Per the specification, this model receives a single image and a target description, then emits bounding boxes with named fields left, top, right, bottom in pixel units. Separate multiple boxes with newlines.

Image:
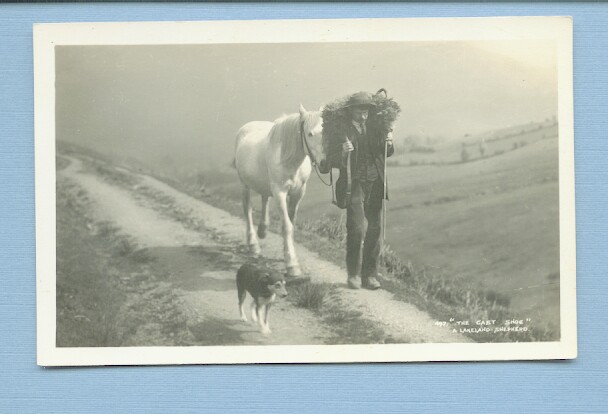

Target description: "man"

left=328, top=91, right=394, bottom=290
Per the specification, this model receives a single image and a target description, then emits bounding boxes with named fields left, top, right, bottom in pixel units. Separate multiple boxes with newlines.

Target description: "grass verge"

left=288, top=282, right=388, bottom=344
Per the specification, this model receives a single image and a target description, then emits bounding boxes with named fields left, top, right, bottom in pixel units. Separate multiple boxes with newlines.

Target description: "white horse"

left=234, top=105, right=327, bottom=277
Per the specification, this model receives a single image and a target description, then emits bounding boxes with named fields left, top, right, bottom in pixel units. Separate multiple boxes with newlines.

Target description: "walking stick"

left=383, top=138, right=388, bottom=243
left=375, top=87, right=390, bottom=244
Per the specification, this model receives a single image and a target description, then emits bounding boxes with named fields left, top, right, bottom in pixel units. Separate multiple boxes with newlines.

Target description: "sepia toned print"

left=35, top=17, right=576, bottom=366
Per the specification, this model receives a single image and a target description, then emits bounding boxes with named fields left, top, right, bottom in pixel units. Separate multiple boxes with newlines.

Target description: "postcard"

left=35, top=16, right=576, bottom=366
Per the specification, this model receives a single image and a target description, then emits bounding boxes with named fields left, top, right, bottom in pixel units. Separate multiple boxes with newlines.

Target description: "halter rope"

left=300, top=120, right=333, bottom=187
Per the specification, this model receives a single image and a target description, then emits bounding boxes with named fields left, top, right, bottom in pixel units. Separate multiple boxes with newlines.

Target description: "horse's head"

left=299, top=104, right=328, bottom=173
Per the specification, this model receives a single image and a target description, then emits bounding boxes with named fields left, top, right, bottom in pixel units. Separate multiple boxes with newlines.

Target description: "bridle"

left=300, top=120, right=333, bottom=187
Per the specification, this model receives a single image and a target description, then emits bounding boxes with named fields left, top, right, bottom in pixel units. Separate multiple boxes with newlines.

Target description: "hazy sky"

left=56, top=41, right=557, bottom=168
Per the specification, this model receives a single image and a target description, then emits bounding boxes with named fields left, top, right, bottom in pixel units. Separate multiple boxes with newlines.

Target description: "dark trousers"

left=346, top=179, right=384, bottom=280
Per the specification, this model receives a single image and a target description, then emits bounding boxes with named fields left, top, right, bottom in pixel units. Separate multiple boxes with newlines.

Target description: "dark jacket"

left=327, top=123, right=394, bottom=203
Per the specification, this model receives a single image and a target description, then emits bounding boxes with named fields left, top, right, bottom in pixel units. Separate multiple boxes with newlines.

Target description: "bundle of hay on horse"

left=234, top=105, right=327, bottom=277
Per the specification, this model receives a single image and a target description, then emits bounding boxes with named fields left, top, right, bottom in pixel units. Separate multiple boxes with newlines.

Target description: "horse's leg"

left=288, top=184, right=306, bottom=224
left=274, top=189, right=301, bottom=276
left=257, top=195, right=270, bottom=239
left=242, top=186, right=260, bottom=255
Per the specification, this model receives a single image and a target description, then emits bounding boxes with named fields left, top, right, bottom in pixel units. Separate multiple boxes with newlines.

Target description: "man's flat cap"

left=343, top=91, right=376, bottom=109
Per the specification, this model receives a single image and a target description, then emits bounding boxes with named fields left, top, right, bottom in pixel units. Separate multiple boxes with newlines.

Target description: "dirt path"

left=61, top=157, right=329, bottom=345
left=61, top=156, right=468, bottom=344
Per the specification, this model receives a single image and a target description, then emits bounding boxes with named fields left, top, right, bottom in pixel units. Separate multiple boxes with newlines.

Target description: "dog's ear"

left=261, top=272, right=272, bottom=283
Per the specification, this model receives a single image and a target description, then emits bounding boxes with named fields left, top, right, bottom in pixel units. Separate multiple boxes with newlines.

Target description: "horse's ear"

left=299, top=104, right=307, bottom=117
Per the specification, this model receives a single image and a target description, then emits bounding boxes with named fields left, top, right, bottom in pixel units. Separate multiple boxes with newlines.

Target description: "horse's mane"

left=268, top=111, right=320, bottom=167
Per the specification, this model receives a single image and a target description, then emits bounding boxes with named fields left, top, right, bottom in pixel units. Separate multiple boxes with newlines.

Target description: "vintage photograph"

left=35, top=17, right=576, bottom=365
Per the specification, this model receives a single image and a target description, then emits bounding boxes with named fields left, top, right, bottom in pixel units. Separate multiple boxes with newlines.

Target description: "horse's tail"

left=232, top=128, right=244, bottom=170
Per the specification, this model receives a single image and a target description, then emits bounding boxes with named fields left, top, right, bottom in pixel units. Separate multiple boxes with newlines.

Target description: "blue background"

left=1, top=3, right=606, bottom=413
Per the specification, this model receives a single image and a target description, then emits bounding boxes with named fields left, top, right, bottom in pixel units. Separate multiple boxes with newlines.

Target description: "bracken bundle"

left=322, top=90, right=402, bottom=147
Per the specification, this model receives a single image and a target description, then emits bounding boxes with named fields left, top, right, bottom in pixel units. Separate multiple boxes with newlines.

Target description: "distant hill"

left=56, top=41, right=557, bottom=174
left=391, top=120, right=558, bottom=166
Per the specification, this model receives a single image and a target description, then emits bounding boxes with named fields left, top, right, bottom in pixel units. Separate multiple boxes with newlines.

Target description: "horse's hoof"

left=286, top=266, right=302, bottom=277
left=249, top=244, right=261, bottom=256
left=257, top=225, right=267, bottom=239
